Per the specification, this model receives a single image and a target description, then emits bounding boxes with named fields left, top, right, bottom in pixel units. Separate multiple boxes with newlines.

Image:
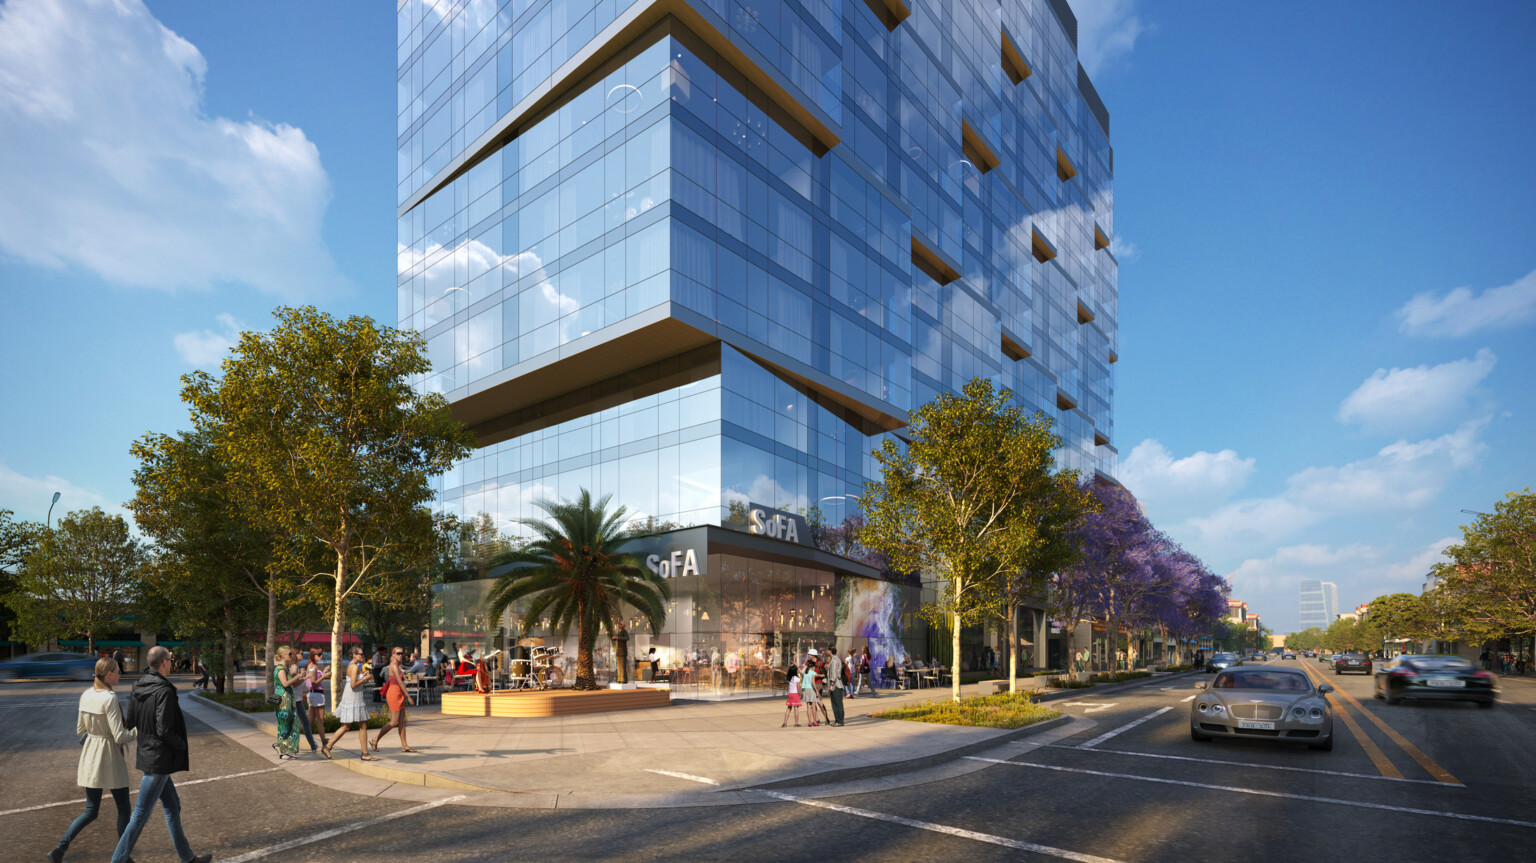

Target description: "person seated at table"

left=404, top=651, right=427, bottom=675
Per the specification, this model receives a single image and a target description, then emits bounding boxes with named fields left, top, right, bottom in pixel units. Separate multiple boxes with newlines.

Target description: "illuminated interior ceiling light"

left=606, top=83, right=642, bottom=114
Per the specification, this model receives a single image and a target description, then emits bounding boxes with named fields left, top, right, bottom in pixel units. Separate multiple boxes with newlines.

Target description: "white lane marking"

left=1160, top=687, right=1175, bottom=690
left=0, top=766, right=292, bottom=817
left=661, top=769, right=1123, bottom=861
left=1181, top=695, right=1196, bottom=703
left=645, top=768, right=720, bottom=786
left=1079, top=707, right=1172, bottom=749
left=1044, top=746, right=1460, bottom=787
left=757, top=790, right=1124, bottom=862
left=218, top=794, right=466, bottom=862
left=1062, top=702, right=1117, bottom=713
left=965, top=759, right=1536, bottom=828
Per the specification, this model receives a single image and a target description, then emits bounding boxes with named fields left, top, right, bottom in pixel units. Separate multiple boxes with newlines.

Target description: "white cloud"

left=1336, top=350, right=1497, bottom=434
left=1108, top=235, right=1138, bottom=261
left=1287, top=419, right=1488, bottom=510
left=0, top=462, right=119, bottom=523
left=1166, top=420, right=1488, bottom=567
left=1121, top=439, right=1254, bottom=520
left=0, top=0, right=345, bottom=299
left=1223, top=537, right=1456, bottom=632
left=173, top=313, right=241, bottom=366
left=1395, top=268, right=1536, bottom=337
left=1073, top=0, right=1145, bottom=77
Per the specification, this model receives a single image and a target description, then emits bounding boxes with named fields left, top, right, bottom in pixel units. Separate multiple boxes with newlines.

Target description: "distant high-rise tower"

left=1299, top=580, right=1338, bottom=629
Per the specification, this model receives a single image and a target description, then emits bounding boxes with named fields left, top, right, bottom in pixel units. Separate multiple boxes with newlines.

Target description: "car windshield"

left=1213, top=654, right=1237, bottom=662
left=1409, top=656, right=1473, bottom=671
left=1214, top=670, right=1311, bottom=691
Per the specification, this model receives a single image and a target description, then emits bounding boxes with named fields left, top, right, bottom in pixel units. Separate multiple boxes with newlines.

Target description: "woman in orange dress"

left=370, top=646, right=417, bottom=754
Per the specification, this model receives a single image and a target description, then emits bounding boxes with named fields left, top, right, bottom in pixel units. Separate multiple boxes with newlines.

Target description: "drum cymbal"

left=517, top=637, right=545, bottom=647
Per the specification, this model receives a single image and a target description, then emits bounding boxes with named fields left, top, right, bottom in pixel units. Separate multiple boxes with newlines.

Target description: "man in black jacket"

left=111, top=645, right=211, bottom=863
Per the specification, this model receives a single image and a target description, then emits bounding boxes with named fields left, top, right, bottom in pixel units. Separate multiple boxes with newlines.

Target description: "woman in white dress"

left=49, top=657, right=137, bottom=862
left=323, top=646, right=375, bottom=761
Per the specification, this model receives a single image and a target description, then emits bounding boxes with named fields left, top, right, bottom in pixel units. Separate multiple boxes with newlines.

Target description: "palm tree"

left=486, top=489, right=670, bottom=690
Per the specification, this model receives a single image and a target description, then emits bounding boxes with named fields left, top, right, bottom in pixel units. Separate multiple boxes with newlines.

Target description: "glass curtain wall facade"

left=399, top=0, right=1116, bottom=693
left=1299, top=580, right=1338, bottom=631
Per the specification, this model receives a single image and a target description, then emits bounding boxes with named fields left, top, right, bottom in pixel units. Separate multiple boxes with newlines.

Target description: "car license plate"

left=1427, top=679, right=1465, bottom=688
left=1238, top=720, right=1275, bottom=730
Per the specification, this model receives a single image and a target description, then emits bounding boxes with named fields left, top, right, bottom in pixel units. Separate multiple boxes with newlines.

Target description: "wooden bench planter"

left=441, top=687, right=670, bottom=717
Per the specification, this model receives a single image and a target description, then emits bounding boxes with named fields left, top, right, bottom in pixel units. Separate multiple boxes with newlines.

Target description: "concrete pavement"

left=183, top=673, right=1197, bottom=808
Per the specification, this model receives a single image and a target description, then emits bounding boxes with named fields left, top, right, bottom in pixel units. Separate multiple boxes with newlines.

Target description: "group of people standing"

left=49, top=645, right=211, bottom=863
left=781, top=646, right=876, bottom=728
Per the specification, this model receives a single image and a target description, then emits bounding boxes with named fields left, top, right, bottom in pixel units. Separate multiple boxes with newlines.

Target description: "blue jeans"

left=296, top=698, right=319, bottom=749
left=58, top=786, right=130, bottom=847
left=111, top=773, right=194, bottom=863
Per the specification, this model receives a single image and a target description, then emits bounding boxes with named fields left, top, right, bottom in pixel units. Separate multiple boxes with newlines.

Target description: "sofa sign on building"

left=746, top=503, right=810, bottom=546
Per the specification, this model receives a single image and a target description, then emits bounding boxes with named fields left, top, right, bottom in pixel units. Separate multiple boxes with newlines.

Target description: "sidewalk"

left=183, top=671, right=1197, bottom=808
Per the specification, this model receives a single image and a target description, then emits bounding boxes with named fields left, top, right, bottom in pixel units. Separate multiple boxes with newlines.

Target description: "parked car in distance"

left=1206, top=652, right=1241, bottom=673
left=1374, top=655, right=1496, bottom=708
left=0, top=651, right=97, bottom=681
left=1191, top=667, right=1334, bottom=751
left=1248, top=653, right=1266, bottom=662
left=1319, top=653, right=1338, bottom=664
left=1282, top=652, right=1297, bottom=660
left=1335, top=653, right=1372, bottom=675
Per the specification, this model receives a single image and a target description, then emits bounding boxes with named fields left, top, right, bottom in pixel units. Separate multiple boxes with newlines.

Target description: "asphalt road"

left=3, top=662, right=1534, bottom=862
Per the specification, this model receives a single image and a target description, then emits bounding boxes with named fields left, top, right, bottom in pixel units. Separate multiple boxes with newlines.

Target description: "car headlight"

left=1310, top=708, right=1322, bottom=718
left=1210, top=704, right=1224, bottom=714
left=1292, top=708, right=1306, bottom=718
left=1198, top=703, right=1208, bottom=713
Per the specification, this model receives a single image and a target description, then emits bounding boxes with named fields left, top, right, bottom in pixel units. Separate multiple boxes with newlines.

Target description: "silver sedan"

left=1191, top=667, right=1335, bottom=751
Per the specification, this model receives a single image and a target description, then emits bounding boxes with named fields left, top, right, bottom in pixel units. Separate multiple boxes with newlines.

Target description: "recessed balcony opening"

left=1094, top=432, right=1110, bottom=447
left=1094, top=224, right=1111, bottom=250
left=1056, top=147, right=1077, bottom=182
left=1056, top=391, right=1077, bottom=411
left=1109, top=350, right=1119, bottom=364
left=911, top=235, right=960, bottom=286
left=1031, top=229, right=1057, bottom=263
left=862, top=0, right=911, bottom=31
left=1001, top=332, right=1030, bottom=361
left=1077, top=302, right=1095, bottom=325
left=961, top=120, right=1001, bottom=174
left=1001, top=29, right=1032, bottom=85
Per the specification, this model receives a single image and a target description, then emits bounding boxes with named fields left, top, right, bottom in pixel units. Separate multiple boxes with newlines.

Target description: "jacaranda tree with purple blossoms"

left=1070, top=480, right=1160, bottom=672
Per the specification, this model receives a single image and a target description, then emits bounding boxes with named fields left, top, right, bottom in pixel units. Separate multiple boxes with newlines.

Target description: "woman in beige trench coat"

left=48, top=657, right=137, bottom=863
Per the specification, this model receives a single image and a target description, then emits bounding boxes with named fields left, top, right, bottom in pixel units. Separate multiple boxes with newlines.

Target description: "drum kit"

left=510, top=637, right=565, bottom=690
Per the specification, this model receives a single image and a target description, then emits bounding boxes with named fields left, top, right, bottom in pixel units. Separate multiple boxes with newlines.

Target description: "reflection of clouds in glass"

left=724, top=476, right=806, bottom=514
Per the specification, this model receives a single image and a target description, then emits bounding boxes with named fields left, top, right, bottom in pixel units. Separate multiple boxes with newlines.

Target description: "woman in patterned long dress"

left=272, top=646, right=303, bottom=759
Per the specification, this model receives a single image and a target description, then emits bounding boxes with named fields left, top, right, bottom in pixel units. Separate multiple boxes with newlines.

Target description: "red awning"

left=275, top=632, right=362, bottom=645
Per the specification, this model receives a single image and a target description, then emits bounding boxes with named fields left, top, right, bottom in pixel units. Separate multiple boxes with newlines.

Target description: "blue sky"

left=2, top=1, right=1532, bottom=632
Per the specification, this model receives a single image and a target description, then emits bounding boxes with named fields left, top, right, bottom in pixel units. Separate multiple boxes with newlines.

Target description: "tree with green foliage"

left=486, top=490, right=670, bottom=690
left=1435, top=489, right=1536, bottom=640
left=1286, top=627, right=1325, bottom=652
left=998, top=471, right=1092, bottom=689
left=860, top=378, right=1066, bottom=702
left=180, top=306, right=475, bottom=708
left=1324, top=616, right=1365, bottom=653
left=4, top=508, right=148, bottom=652
left=130, top=429, right=297, bottom=695
left=1362, top=592, right=1423, bottom=653
left=0, top=509, right=45, bottom=653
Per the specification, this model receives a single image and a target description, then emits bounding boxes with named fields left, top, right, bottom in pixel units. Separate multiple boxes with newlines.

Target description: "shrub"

left=323, top=709, right=390, bottom=732
left=872, top=691, right=1061, bottom=729
left=1049, top=678, right=1095, bottom=689
left=196, top=690, right=270, bottom=713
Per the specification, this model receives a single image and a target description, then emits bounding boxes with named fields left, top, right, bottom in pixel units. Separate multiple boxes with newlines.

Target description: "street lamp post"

left=46, top=491, right=60, bottom=528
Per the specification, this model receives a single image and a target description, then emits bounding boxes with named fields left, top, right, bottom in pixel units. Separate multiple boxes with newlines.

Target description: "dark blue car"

left=0, top=651, right=97, bottom=681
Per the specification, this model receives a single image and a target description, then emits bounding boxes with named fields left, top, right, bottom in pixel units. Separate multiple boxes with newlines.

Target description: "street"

left=4, top=662, right=1535, bottom=862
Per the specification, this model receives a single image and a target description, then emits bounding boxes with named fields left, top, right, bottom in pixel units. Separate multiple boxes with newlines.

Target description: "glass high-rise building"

left=399, top=0, right=1116, bottom=695
left=1299, top=580, right=1338, bottom=630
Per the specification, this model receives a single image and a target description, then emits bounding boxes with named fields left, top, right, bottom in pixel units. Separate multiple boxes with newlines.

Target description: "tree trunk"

left=263, top=589, right=277, bottom=699
left=1008, top=603, right=1019, bottom=693
left=951, top=577, right=962, bottom=703
left=221, top=603, right=237, bottom=697
left=331, top=553, right=347, bottom=714
left=575, top=597, right=596, bottom=690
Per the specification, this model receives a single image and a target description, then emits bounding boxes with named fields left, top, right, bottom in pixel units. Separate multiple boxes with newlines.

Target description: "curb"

left=1035, top=668, right=1202, bottom=703
left=185, top=692, right=511, bottom=794
left=745, top=713, right=1071, bottom=791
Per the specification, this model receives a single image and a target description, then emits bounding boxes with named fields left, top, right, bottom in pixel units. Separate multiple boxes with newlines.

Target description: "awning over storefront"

left=60, top=640, right=145, bottom=647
